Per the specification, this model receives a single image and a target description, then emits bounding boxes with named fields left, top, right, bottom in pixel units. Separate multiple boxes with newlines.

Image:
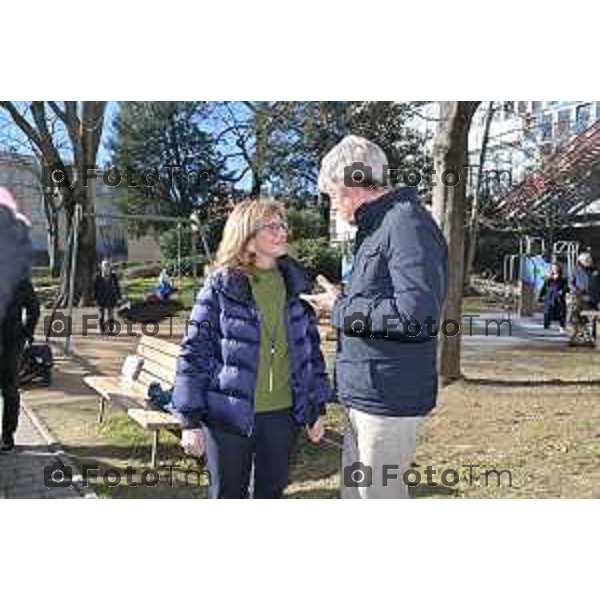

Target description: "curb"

left=21, top=400, right=98, bottom=499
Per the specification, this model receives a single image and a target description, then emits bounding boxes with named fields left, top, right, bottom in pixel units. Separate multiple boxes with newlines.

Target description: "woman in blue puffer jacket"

left=171, top=199, right=333, bottom=499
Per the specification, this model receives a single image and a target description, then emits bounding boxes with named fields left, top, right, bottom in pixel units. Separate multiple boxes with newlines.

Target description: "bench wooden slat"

left=138, top=335, right=181, bottom=358
left=137, top=344, right=178, bottom=372
left=83, top=375, right=131, bottom=399
left=128, top=408, right=181, bottom=430
left=137, top=369, right=175, bottom=391
left=139, top=359, right=177, bottom=386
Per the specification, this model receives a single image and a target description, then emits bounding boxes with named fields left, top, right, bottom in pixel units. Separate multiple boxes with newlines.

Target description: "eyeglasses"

left=258, top=221, right=289, bottom=234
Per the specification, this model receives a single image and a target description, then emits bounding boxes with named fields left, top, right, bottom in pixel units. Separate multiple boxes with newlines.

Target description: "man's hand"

left=306, top=418, right=325, bottom=443
left=299, top=275, right=341, bottom=314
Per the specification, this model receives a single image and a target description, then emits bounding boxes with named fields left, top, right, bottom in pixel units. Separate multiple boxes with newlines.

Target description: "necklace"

left=266, top=295, right=285, bottom=393
left=254, top=269, right=285, bottom=393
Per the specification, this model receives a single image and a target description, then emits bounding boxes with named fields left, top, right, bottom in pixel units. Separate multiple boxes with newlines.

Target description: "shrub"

left=289, top=237, right=342, bottom=284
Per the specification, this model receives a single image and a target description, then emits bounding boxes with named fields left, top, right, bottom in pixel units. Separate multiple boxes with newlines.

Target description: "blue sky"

left=1, top=101, right=254, bottom=191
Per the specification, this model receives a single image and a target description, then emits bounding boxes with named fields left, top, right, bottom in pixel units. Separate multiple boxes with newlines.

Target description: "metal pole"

left=192, top=230, right=197, bottom=281
left=65, top=204, right=82, bottom=356
left=177, top=222, right=181, bottom=284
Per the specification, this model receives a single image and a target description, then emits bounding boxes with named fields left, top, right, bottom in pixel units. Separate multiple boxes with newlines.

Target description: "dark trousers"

left=1, top=337, right=25, bottom=441
left=544, top=310, right=566, bottom=329
left=97, top=307, right=115, bottom=334
left=204, top=409, right=299, bottom=499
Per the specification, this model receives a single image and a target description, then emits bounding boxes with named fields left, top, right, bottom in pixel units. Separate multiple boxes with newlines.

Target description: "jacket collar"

left=354, top=186, right=417, bottom=234
left=210, top=256, right=311, bottom=304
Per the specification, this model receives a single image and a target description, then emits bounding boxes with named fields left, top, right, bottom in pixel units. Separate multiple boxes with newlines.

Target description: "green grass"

left=122, top=276, right=200, bottom=311
left=32, top=274, right=202, bottom=312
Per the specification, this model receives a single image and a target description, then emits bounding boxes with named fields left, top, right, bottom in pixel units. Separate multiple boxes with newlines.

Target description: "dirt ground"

left=23, top=308, right=600, bottom=498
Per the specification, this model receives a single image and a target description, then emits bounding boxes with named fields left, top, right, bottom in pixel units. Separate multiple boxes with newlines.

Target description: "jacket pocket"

left=369, top=359, right=436, bottom=403
left=356, top=244, right=389, bottom=290
left=335, top=359, right=375, bottom=399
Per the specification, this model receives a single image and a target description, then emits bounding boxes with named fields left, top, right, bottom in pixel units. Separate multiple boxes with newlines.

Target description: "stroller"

left=19, top=340, right=53, bottom=387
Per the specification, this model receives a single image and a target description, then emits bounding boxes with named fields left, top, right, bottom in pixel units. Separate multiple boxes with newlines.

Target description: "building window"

left=575, top=103, right=592, bottom=133
left=503, top=101, right=515, bottom=117
left=555, top=109, right=571, bottom=139
left=532, top=101, right=543, bottom=114
left=540, top=142, right=553, bottom=157
left=523, top=115, right=537, bottom=141
left=540, top=113, right=553, bottom=141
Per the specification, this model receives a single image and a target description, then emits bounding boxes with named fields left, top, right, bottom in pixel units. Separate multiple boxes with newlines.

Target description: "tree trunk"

left=0, top=101, right=106, bottom=306
left=432, top=101, right=480, bottom=385
left=43, top=190, right=61, bottom=277
left=464, top=102, right=496, bottom=290
left=56, top=186, right=97, bottom=307
left=48, top=213, right=60, bottom=278
left=251, top=174, right=262, bottom=197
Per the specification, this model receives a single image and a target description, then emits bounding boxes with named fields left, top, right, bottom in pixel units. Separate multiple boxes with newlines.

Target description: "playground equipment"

left=502, top=253, right=520, bottom=317
left=503, top=236, right=551, bottom=318
left=551, top=240, right=580, bottom=281
left=503, top=236, right=583, bottom=320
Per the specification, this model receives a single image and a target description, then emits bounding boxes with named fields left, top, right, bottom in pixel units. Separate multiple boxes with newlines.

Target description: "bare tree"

left=0, top=101, right=107, bottom=305
left=464, top=101, right=498, bottom=289
left=432, top=101, right=480, bottom=384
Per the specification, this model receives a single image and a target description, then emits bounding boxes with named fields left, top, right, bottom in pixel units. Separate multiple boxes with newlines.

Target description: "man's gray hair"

left=318, top=134, right=389, bottom=192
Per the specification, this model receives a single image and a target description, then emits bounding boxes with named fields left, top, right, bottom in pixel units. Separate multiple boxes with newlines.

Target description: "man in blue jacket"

left=303, top=135, right=448, bottom=499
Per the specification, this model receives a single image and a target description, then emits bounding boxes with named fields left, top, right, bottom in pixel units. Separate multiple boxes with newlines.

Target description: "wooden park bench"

left=84, top=335, right=182, bottom=467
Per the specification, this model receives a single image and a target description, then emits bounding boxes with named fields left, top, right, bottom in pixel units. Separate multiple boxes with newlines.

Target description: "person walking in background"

left=569, top=252, right=598, bottom=343
left=93, top=259, right=121, bottom=334
left=539, top=262, right=569, bottom=333
left=172, top=199, right=332, bottom=499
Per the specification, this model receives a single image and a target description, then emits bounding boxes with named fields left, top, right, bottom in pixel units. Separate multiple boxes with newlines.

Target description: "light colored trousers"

left=341, top=407, right=422, bottom=499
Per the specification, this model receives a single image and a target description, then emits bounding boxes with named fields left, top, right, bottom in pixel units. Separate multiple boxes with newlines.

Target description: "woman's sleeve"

left=306, top=308, right=333, bottom=424
left=171, top=280, right=220, bottom=428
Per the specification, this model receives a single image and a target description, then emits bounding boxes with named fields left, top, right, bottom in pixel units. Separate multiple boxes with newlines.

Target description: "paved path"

left=0, top=404, right=87, bottom=499
left=461, top=312, right=570, bottom=353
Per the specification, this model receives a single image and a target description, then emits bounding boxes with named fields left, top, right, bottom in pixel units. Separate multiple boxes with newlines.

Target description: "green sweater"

left=250, top=267, right=293, bottom=413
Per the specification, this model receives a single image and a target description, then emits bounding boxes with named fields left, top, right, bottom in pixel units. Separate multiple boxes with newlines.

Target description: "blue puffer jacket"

left=171, top=256, right=332, bottom=436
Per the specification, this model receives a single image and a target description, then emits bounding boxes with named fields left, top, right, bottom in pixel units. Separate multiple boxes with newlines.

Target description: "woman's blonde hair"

left=210, top=199, right=286, bottom=274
